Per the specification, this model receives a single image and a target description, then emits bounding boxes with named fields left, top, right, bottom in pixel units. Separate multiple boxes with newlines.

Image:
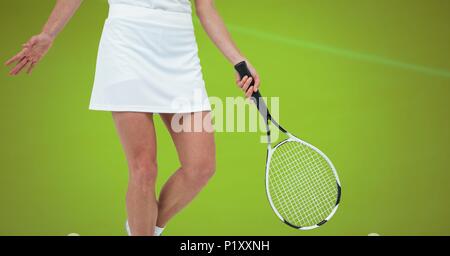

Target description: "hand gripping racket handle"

left=234, top=61, right=271, bottom=121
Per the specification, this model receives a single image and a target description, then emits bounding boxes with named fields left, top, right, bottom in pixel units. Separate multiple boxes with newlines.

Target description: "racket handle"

left=234, top=61, right=256, bottom=88
left=234, top=61, right=270, bottom=120
left=234, top=61, right=260, bottom=99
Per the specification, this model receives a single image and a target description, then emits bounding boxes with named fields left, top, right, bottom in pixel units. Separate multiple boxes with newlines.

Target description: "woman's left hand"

left=235, top=61, right=260, bottom=98
left=5, top=33, right=54, bottom=75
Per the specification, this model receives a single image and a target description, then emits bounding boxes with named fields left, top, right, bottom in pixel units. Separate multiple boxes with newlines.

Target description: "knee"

left=128, top=154, right=158, bottom=187
left=182, top=158, right=216, bottom=186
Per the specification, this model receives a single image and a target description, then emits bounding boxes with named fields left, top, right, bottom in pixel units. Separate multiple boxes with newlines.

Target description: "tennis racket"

left=235, top=61, right=342, bottom=230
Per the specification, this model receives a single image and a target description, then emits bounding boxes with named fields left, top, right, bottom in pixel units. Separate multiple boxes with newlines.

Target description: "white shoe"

left=125, top=220, right=131, bottom=236
left=125, top=220, right=164, bottom=236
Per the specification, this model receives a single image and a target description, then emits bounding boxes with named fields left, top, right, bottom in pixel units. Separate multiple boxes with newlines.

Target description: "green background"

left=1, top=0, right=449, bottom=236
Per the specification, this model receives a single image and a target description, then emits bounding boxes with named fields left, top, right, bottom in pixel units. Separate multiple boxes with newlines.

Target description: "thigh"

left=160, top=112, right=215, bottom=168
left=112, top=112, right=157, bottom=168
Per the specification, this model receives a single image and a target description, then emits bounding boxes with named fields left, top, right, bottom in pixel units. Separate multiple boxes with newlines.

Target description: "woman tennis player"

left=5, top=0, right=260, bottom=236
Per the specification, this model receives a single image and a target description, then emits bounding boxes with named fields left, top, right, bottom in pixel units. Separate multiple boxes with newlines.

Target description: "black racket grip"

left=234, top=61, right=261, bottom=101
left=234, top=61, right=255, bottom=87
left=234, top=61, right=269, bottom=119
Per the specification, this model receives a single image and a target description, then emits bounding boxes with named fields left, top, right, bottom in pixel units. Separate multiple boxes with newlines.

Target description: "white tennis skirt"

left=89, top=4, right=211, bottom=113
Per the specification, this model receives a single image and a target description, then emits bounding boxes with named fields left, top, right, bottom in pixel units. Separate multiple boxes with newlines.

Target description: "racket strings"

left=268, top=141, right=338, bottom=227
left=278, top=148, right=335, bottom=225
left=271, top=150, right=334, bottom=225
left=279, top=151, right=335, bottom=225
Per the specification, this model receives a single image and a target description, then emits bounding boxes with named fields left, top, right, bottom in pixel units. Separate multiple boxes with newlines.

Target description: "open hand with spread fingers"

left=5, top=33, right=54, bottom=75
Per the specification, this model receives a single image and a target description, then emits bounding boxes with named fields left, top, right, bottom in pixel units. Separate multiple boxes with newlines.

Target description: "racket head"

left=265, top=137, right=341, bottom=230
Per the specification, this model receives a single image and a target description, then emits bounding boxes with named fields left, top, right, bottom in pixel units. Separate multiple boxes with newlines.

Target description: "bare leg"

left=112, top=112, right=158, bottom=236
left=156, top=111, right=216, bottom=227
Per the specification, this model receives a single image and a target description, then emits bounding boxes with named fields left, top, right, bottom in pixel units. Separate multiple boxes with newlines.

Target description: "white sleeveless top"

left=108, top=0, right=192, bottom=13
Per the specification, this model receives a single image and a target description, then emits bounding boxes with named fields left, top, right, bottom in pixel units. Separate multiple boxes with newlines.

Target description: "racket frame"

left=264, top=133, right=342, bottom=230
